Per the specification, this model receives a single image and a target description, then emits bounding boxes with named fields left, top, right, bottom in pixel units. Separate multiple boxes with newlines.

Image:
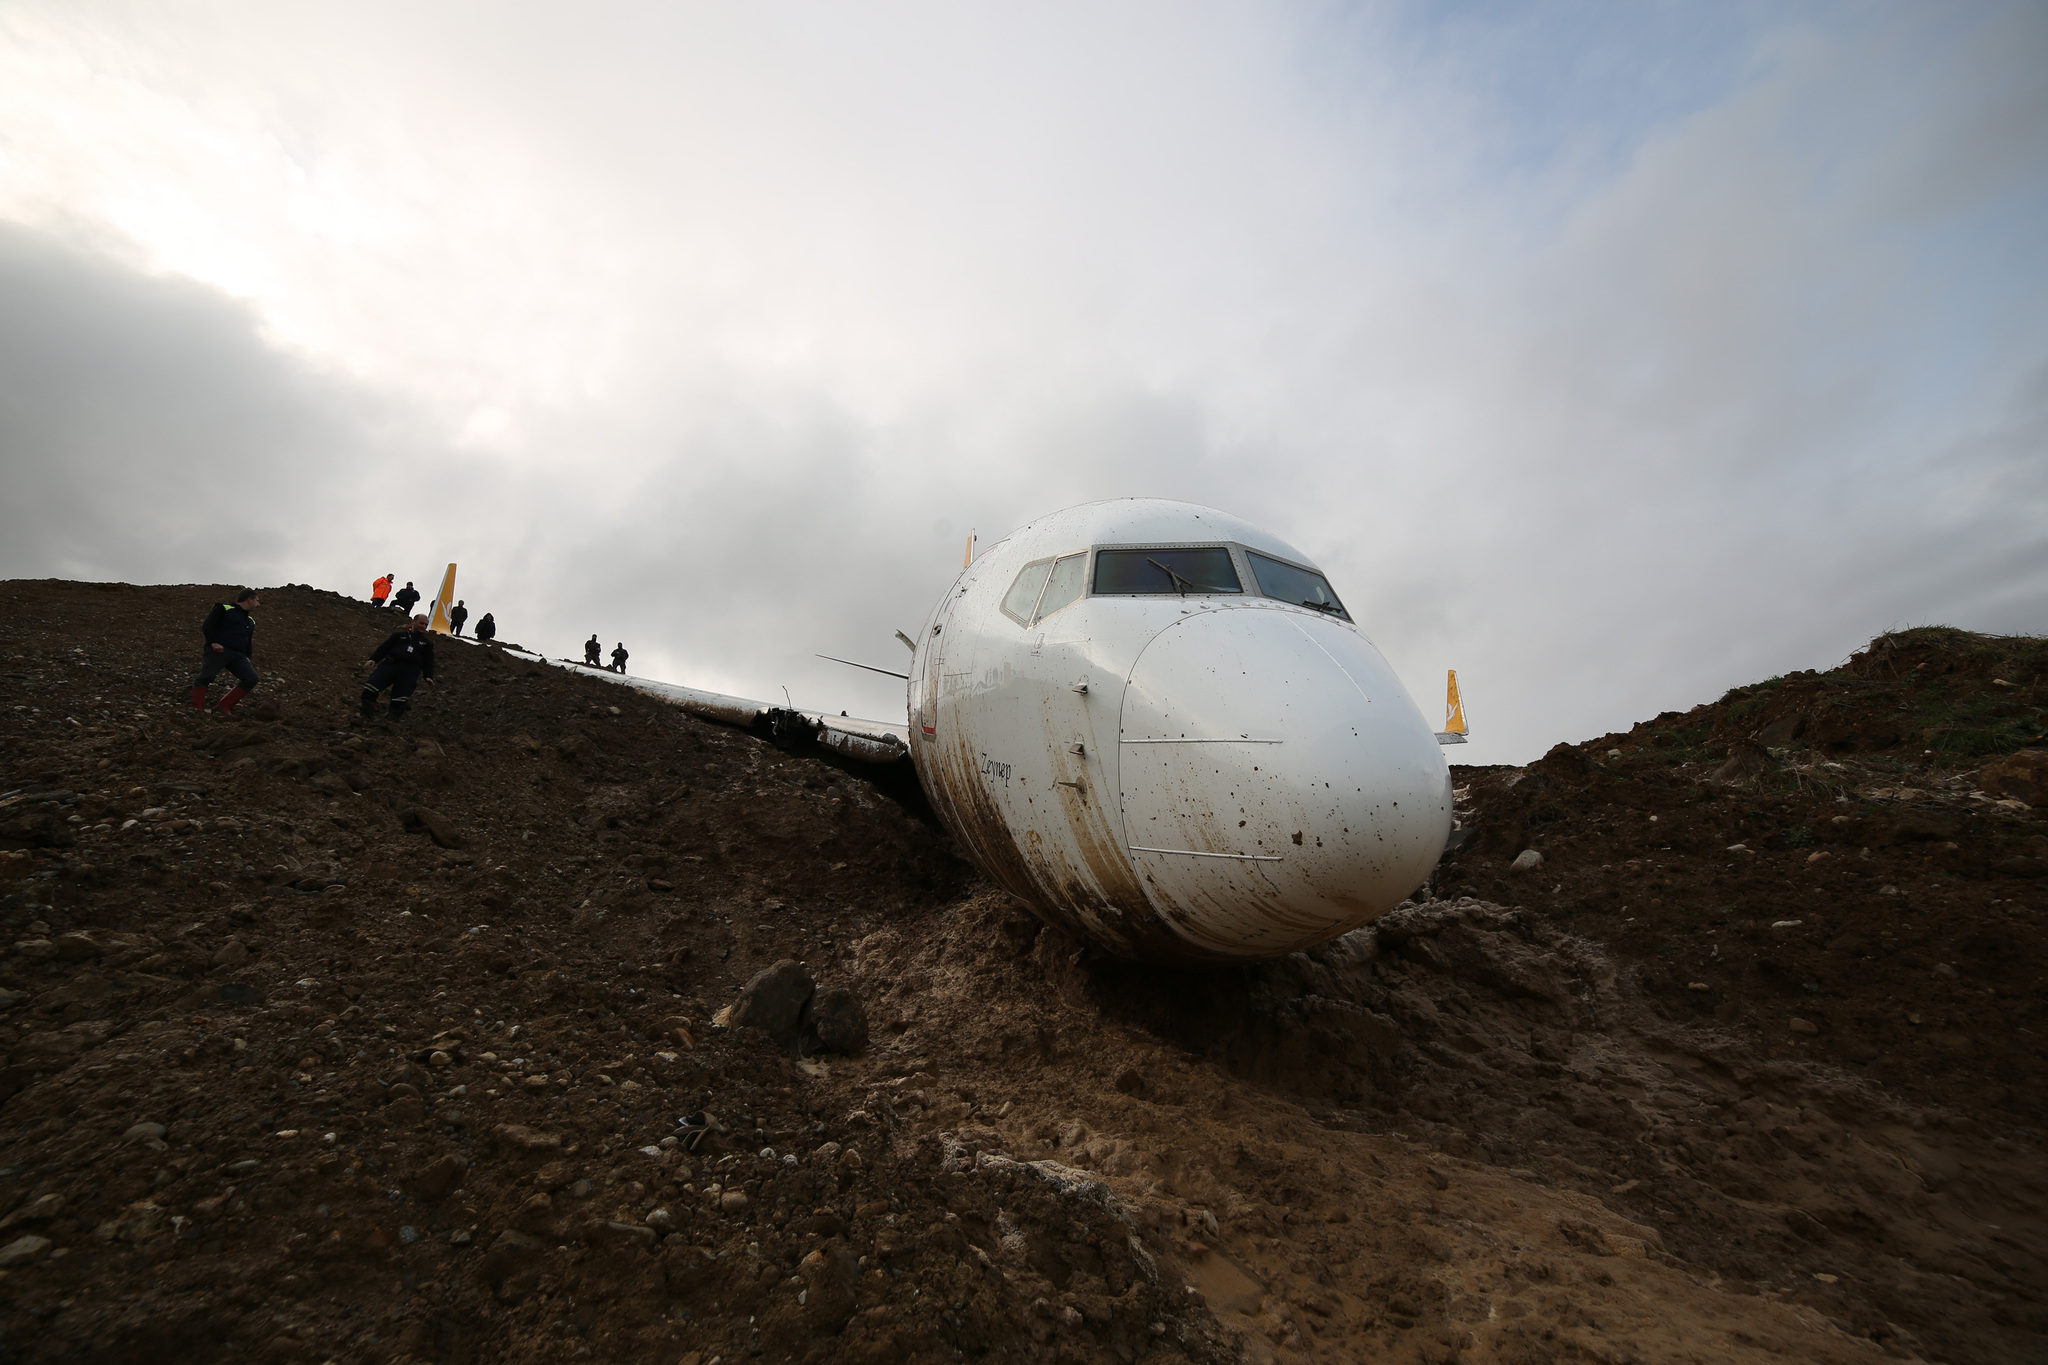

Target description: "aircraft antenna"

left=816, top=653, right=910, bottom=681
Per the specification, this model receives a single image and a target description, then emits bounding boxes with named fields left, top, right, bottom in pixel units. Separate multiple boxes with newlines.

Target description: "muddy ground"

left=0, top=582, right=2041, bottom=1364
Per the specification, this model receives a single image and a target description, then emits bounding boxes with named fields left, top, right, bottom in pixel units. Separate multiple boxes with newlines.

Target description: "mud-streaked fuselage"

left=907, top=499, right=1451, bottom=966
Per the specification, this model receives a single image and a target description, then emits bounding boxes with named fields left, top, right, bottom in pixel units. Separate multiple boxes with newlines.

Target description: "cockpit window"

left=1093, top=547, right=1242, bottom=596
left=1000, top=559, right=1053, bottom=625
left=1033, top=553, right=1087, bottom=622
left=1247, top=550, right=1347, bottom=618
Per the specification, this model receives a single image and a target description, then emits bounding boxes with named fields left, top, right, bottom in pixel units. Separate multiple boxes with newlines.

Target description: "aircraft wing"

left=458, top=638, right=909, bottom=765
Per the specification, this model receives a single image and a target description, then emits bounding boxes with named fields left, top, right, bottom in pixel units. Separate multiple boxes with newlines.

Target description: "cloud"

left=0, top=221, right=387, bottom=584
left=0, top=2, right=2043, bottom=758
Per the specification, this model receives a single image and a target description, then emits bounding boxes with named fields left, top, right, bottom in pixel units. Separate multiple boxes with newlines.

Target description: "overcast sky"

left=2, top=1, right=2044, bottom=761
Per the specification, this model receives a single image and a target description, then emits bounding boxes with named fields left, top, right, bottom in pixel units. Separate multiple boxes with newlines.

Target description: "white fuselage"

left=907, top=499, right=1451, bottom=966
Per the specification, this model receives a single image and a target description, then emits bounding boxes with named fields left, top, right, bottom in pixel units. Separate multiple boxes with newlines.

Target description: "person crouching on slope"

left=359, top=614, right=436, bottom=722
left=191, top=588, right=262, bottom=715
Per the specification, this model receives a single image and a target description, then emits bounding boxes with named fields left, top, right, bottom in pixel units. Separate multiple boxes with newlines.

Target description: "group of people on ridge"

left=188, top=588, right=440, bottom=723
left=584, top=635, right=629, bottom=673
left=369, top=572, right=495, bottom=642
left=188, top=575, right=634, bottom=724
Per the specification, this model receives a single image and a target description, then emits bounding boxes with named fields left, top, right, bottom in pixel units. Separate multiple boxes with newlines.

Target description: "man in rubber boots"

left=360, top=614, right=437, bottom=722
left=610, top=642, right=629, bottom=674
left=584, top=634, right=602, bottom=667
left=391, top=581, right=422, bottom=616
left=449, top=599, right=468, bottom=636
left=371, top=572, right=393, bottom=607
left=191, top=588, right=262, bottom=715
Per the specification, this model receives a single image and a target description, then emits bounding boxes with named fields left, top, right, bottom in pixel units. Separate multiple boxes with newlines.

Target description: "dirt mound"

left=1440, top=625, right=2048, bottom=1125
left=2, top=586, right=2043, bottom=1363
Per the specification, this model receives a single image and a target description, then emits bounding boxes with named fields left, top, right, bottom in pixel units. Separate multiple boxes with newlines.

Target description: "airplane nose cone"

left=1116, top=607, right=1451, bottom=961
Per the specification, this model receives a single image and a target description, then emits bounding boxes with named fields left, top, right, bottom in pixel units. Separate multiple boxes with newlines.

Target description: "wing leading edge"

left=450, top=637, right=910, bottom=765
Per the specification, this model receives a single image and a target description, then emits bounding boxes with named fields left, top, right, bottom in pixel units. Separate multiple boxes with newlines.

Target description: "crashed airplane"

left=560, top=499, right=1456, bottom=966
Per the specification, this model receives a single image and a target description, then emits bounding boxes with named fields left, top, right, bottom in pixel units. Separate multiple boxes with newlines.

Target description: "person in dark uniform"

left=391, top=581, right=422, bottom=615
left=584, top=634, right=602, bottom=666
left=610, top=643, right=629, bottom=674
left=449, top=599, right=469, bottom=636
left=474, top=612, right=496, bottom=644
left=359, top=614, right=437, bottom=722
left=190, top=588, right=261, bottom=715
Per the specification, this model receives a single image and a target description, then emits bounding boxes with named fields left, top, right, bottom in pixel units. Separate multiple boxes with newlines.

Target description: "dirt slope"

left=1, top=584, right=2042, bottom=1364
left=1439, top=626, right=2048, bottom=1121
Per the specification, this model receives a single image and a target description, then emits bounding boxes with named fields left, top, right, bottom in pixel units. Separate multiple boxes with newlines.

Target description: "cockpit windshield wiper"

left=1300, top=599, right=1340, bottom=614
left=1148, top=557, right=1199, bottom=596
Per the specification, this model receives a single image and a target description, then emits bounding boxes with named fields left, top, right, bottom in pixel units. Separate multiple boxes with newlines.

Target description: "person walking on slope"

left=474, top=612, right=496, bottom=644
left=584, top=634, right=602, bottom=667
left=610, top=643, right=629, bottom=674
left=371, top=573, right=393, bottom=607
left=359, top=614, right=436, bottom=722
left=449, top=599, right=469, bottom=636
left=391, top=581, right=422, bottom=615
left=190, top=588, right=262, bottom=715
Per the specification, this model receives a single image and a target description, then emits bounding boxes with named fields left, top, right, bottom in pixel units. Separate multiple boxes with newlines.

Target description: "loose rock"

left=804, top=984, right=869, bottom=1055
left=413, top=1152, right=467, bottom=1199
left=720, top=959, right=814, bottom=1049
left=403, top=806, right=467, bottom=850
left=1979, top=748, right=2048, bottom=806
left=52, top=932, right=102, bottom=961
left=494, top=1124, right=562, bottom=1152
left=800, top=1245, right=860, bottom=1331
left=0, top=1235, right=52, bottom=1268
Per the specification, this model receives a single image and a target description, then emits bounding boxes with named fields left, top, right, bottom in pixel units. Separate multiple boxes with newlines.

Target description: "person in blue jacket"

left=358, top=614, right=437, bottom=722
left=189, top=588, right=261, bottom=715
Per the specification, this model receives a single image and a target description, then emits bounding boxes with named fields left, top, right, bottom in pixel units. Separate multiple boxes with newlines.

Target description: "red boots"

left=217, top=687, right=248, bottom=716
left=189, top=686, right=209, bottom=711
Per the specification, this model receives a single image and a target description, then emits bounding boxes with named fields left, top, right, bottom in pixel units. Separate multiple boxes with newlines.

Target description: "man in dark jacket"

left=474, top=612, right=496, bottom=644
left=359, top=614, right=437, bottom=722
left=190, top=588, right=261, bottom=714
left=610, top=643, right=629, bottom=674
left=449, top=600, right=469, bottom=636
left=584, top=634, right=602, bottom=667
left=391, top=581, right=422, bottom=615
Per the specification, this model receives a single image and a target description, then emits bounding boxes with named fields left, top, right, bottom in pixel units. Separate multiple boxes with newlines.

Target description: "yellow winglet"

left=427, top=562, right=457, bottom=633
left=1437, top=669, right=1468, bottom=745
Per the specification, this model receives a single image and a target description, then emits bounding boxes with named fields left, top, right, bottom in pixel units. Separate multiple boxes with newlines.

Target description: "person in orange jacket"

left=371, top=572, right=394, bottom=607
